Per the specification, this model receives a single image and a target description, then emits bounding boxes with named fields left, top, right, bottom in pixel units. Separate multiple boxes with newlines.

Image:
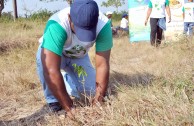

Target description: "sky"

left=3, top=0, right=128, bottom=17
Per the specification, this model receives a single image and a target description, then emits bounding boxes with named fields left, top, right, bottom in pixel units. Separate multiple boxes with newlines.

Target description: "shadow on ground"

left=0, top=105, right=50, bottom=126
left=0, top=71, right=155, bottom=125
left=108, top=70, right=155, bottom=96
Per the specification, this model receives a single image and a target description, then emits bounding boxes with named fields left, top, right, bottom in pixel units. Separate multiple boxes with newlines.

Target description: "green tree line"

left=0, top=0, right=127, bottom=21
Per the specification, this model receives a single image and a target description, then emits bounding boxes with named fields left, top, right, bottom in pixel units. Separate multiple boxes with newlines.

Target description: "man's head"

left=122, top=14, right=128, bottom=19
left=188, top=0, right=193, bottom=2
left=106, top=11, right=113, bottom=19
left=70, top=0, right=99, bottom=42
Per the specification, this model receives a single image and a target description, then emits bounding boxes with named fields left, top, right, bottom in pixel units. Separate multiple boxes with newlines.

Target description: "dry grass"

left=0, top=20, right=44, bottom=52
left=0, top=20, right=194, bottom=126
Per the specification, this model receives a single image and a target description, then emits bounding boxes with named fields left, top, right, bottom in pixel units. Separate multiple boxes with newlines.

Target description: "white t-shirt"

left=183, top=2, right=194, bottom=22
left=149, top=0, right=169, bottom=18
left=39, top=7, right=113, bottom=58
left=120, top=18, right=128, bottom=28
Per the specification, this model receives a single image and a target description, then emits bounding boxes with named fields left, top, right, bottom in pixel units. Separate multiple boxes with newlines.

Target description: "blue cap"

left=70, top=0, right=99, bottom=42
left=122, top=13, right=128, bottom=18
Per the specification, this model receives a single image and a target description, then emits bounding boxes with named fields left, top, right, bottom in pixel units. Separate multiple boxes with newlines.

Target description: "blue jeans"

left=36, top=45, right=96, bottom=103
left=184, top=22, right=194, bottom=36
left=119, top=27, right=129, bottom=32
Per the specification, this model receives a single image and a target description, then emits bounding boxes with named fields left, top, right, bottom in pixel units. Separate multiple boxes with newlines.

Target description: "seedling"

left=72, top=63, right=87, bottom=82
left=72, top=63, right=89, bottom=105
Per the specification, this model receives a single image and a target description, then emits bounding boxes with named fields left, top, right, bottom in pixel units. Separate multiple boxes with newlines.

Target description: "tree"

left=22, top=2, right=32, bottom=18
left=0, top=0, right=6, bottom=17
left=12, top=0, right=18, bottom=20
left=40, top=0, right=73, bottom=5
left=101, top=0, right=125, bottom=13
left=0, top=0, right=17, bottom=20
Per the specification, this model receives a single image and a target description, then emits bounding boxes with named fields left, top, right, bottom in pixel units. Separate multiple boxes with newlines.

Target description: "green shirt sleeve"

left=96, top=20, right=113, bottom=52
left=148, top=1, right=152, bottom=8
left=182, top=7, right=185, bottom=12
left=165, top=0, right=169, bottom=6
left=41, top=20, right=67, bottom=56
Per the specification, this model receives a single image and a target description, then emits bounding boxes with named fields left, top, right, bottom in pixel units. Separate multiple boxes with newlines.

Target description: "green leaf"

left=72, top=63, right=88, bottom=82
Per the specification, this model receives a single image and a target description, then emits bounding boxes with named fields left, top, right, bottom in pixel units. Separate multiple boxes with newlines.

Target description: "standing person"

left=145, top=0, right=171, bottom=47
left=120, top=13, right=129, bottom=32
left=106, top=11, right=117, bottom=35
left=106, top=11, right=113, bottom=25
left=36, top=0, right=113, bottom=118
left=182, top=0, right=194, bottom=37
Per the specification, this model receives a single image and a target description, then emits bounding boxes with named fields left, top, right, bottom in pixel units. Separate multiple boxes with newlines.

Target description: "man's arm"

left=165, top=6, right=171, bottom=23
left=182, top=7, right=185, bottom=20
left=145, top=8, right=152, bottom=26
left=41, top=49, right=73, bottom=111
left=93, top=19, right=112, bottom=104
left=93, top=50, right=111, bottom=103
left=145, top=1, right=153, bottom=26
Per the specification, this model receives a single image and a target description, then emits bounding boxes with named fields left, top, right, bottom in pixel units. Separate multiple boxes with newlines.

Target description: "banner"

left=128, top=0, right=150, bottom=42
left=128, top=0, right=185, bottom=42
left=166, top=0, right=184, bottom=40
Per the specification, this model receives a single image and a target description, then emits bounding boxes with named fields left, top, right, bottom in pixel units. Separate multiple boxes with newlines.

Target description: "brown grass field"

left=0, top=20, right=194, bottom=126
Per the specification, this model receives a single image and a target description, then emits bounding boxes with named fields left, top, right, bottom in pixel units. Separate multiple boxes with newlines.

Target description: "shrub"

left=0, top=12, right=13, bottom=23
left=111, top=10, right=128, bottom=21
left=29, top=9, right=54, bottom=21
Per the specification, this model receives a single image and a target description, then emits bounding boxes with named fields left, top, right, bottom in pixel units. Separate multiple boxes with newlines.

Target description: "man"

left=120, top=13, right=129, bottom=32
left=182, top=0, right=194, bottom=37
left=106, top=11, right=117, bottom=35
left=145, top=0, right=171, bottom=47
left=36, top=0, right=113, bottom=117
left=106, top=11, right=113, bottom=21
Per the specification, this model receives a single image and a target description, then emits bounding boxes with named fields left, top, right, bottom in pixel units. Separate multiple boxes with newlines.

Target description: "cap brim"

left=74, top=25, right=96, bottom=42
left=106, top=12, right=112, bottom=15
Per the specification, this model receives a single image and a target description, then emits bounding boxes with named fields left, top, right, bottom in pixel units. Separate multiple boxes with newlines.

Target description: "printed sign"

left=128, top=0, right=150, bottom=42
left=165, top=0, right=184, bottom=40
left=128, top=0, right=185, bottom=42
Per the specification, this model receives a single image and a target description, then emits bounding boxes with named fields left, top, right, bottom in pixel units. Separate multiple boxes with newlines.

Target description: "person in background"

left=145, top=0, right=171, bottom=47
left=182, top=0, right=194, bottom=38
left=106, top=11, right=113, bottom=25
left=36, top=0, right=113, bottom=118
left=120, top=13, right=129, bottom=32
left=106, top=11, right=117, bottom=35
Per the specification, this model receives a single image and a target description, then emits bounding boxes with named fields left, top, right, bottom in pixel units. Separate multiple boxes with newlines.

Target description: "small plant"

left=72, top=63, right=89, bottom=105
left=72, top=63, right=87, bottom=82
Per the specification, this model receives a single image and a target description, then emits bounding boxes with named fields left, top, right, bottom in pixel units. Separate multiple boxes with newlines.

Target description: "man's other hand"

left=168, top=17, right=171, bottom=23
left=66, top=107, right=76, bottom=120
left=145, top=19, right=148, bottom=26
left=92, top=83, right=105, bottom=105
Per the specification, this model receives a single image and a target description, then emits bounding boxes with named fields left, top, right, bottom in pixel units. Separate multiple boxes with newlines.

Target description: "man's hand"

left=166, top=6, right=171, bottom=23
left=94, top=50, right=111, bottom=106
left=145, top=8, right=152, bottom=26
left=168, top=16, right=171, bottom=23
left=92, top=83, right=105, bottom=105
left=66, top=107, right=76, bottom=120
left=145, top=19, right=148, bottom=26
left=62, top=96, right=73, bottom=111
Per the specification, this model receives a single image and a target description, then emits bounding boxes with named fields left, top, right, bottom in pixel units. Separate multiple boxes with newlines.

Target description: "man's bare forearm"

left=95, top=50, right=111, bottom=98
left=96, top=64, right=110, bottom=97
left=41, top=49, right=73, bottom=111
left=44, top=70, right=73, bottom=111
left=146, top=8, right=152, bottom=20
left=166, top=6, right=171, bottom=20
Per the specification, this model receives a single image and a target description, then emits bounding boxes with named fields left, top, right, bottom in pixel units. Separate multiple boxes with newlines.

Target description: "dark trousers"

left=150, top=18, right=163, bottom=46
